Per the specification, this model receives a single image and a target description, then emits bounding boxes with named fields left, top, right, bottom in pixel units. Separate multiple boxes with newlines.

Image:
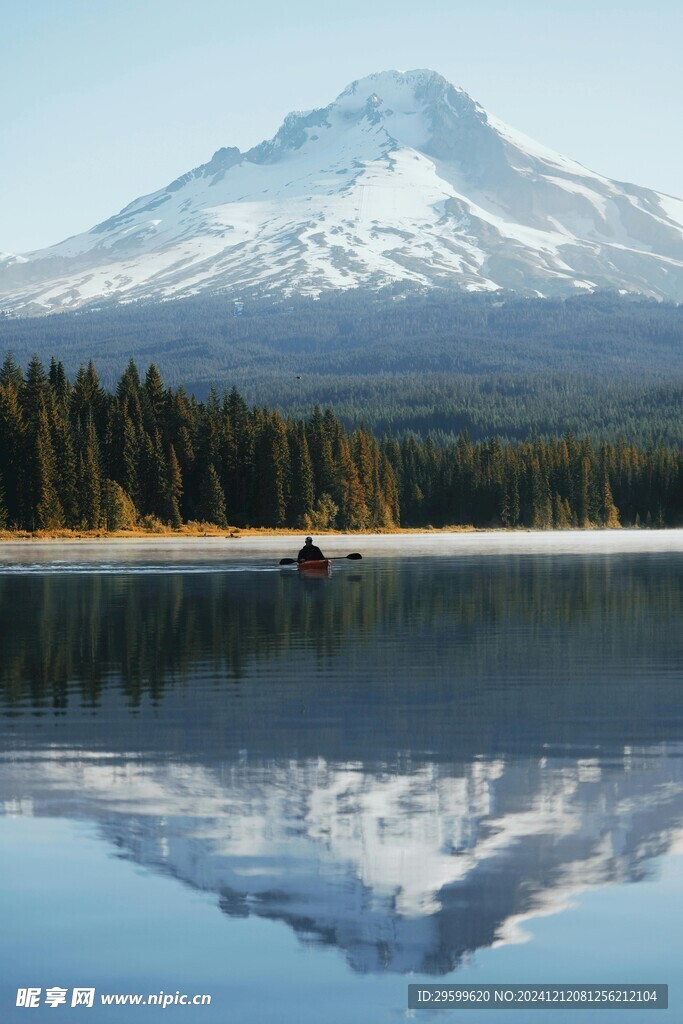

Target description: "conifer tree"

left=552, top=491, right=573, bottom=528
left=34, top=398, right=64, bottom=529
left=199, top=464, right=228, bottom=528
left=307, top=406, right=337, bottom=497
left=114, top=402, right=141, bottom=510
left=421, top=436, right=439, bottom=524
left=104, top=480, right=138, bottom=531
left=400, top=436, right=424, bottom=524
left=53, top=410, right=78, bottom=527
left=203, top=386, right=222, bottom=464
left=0, top=353, right=24, bottom=391
left=577, top=455, right=594, bottom=527
left=382, top=437, right=403, bottom=490
left=48, top=357, right=69, bottom=407
left=166, top=385, right=196, bottom=513
left=485, top=437, right=505, bottom=524
left=353, top=429, right=376, bottom=517
left=379, top=453, right=400, bottom=527
left=78, top=419, right=102, bottom=529
left=24, top=356, right=50, bottom=434
left=140, top=429, right=168, bottom=518
left=599, top=446, right=621, bottom=528
left=454, top=431, right=475, bottom=524
left=501, top=454, right=520, bottom=527
left=144, top=363, right=167, bottom=433
left=530, top=454, right=552, bottom=529
left=117, top=358, right=142, bottom=402
left=115, top=361, right=144, bottom=453
left=306, top=493, right=338, bottom=532
left=71, top=361, right=105, bottom=439
left=255, top=412, right=290, bottom=526
left=365, top=437, right=384, bottom=526
left=335, top=434, right=368, bottom=530
left=165, top=444, right=183, bottom=528
left=289, top=424, right=315, bottom=527
left=223, top=386, right=253, bottom=525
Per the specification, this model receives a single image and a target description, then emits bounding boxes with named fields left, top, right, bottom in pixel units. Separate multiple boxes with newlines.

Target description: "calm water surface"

left=1, top=542, right=682, bottom=1021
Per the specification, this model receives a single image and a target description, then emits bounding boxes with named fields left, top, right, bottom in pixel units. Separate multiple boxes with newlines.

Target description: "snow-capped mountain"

left=2, top=69, right=683, bottom=313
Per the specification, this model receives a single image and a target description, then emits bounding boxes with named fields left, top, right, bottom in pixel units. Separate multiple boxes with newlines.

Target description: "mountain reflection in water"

left=1, top=553, right=682, bottom=976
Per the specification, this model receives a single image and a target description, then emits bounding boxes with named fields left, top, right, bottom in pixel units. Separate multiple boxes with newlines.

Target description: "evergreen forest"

left=1, top=353, right=682, bottom=533
left=2, top=289, right=683, bottom=444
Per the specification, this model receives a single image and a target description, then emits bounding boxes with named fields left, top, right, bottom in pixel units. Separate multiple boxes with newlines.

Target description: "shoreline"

left=2, top=528, right=683, bottom=562
left=0, top=525, right=478, bottom=543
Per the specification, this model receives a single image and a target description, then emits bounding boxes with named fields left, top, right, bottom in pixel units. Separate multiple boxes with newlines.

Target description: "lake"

left=1, top=535, right=682, bottom=1022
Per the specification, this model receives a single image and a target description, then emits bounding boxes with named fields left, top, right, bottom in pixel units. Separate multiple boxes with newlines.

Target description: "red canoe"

left=297, top=559, right=332, bottom=575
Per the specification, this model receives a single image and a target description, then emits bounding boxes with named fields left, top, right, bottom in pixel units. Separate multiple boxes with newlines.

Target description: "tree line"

left=0, top=354, right=682, bottom=532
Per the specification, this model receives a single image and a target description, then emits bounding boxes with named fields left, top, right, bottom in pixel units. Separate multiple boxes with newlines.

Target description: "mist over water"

left=1, top=539, right=682, bottom=1021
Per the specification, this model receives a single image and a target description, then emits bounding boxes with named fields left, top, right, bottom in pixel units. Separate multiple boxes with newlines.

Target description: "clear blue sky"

left=2, top=0, right=682, bottom=252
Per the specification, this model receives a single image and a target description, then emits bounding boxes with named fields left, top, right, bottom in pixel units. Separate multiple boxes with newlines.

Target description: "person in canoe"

left=297, top=537, right=326, bottom=562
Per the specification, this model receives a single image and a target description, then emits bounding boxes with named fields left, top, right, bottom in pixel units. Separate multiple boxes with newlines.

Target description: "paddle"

left=279, top=553, right=362, bottom=565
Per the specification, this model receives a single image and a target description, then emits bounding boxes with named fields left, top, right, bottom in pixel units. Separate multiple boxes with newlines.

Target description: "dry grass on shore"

left=0, top=523, right=479, bottom=542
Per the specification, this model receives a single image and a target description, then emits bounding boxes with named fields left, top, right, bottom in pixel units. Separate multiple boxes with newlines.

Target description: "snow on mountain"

left=2, top=69, right=683, bottom=313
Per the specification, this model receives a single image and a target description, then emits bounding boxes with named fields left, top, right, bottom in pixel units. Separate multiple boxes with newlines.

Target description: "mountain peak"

left=246, top=69, right=463, bottom=163
left=337, top=68, right=452, bottom=98
left=333, top=68, right=476, bottom=133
